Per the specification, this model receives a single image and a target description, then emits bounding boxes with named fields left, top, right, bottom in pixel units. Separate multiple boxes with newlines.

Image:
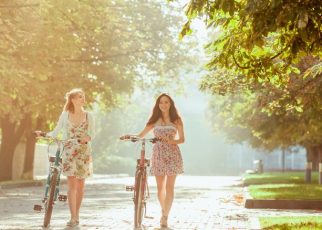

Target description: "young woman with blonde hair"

left=36, top=88, right=95, bottom=227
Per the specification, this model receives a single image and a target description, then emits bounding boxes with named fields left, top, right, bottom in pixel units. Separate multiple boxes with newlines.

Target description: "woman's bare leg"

left=164, top=175, right=176, bottom=217
left=67, top=176, right=77, bottom=221
left=155, top=176, right=166, bottom=212
left=75, top=178, right=85, bottom=221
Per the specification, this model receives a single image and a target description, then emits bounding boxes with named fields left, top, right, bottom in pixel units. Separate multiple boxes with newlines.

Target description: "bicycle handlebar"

left=33, top=131, right=87, bottom=144
left=120, top=135, right=158, bottom=143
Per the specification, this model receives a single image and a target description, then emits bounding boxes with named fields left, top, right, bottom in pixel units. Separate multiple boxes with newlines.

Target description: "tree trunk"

left=0, top=115, right=27, bottom=181
left=306, top=145, right=319, bottom=171
left=318, top=145, right=322, bottom=171
left=281, top=148, right=285, bottom=172
left=22, top=116, right=43, bottom=179
left=312, top=146, right=319, bottom=171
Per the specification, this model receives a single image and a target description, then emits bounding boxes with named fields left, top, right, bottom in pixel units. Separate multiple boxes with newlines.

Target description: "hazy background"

left=90, top=76, right=306, bottom=176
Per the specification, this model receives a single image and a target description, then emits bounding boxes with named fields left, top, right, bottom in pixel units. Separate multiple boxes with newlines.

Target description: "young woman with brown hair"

left=123, top=93, right=185, bottom=228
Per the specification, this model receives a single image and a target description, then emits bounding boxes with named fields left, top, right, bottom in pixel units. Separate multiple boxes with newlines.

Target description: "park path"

left=1, top=175, right=321, bottom=230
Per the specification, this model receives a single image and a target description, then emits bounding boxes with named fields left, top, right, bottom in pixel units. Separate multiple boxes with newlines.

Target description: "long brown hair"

left=146, top=93, right=181, bottom=126
left=63, top=88, right=84, bottom=113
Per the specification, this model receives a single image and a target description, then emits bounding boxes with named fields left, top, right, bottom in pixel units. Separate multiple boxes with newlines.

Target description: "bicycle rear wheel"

left=43, top=171, right=58, bottom=227
left=134, top=171, right=145, bottom=228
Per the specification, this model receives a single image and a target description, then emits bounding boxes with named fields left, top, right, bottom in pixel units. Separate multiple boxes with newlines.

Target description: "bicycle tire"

left=43, top=171, right=58, bottom=227
left=134, top=171, right=145, bottom=228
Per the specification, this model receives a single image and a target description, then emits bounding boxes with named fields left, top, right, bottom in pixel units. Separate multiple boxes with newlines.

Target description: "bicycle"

left=120, top=135, right=158, bottom=229
left=33, top=132, right=83, bottom=227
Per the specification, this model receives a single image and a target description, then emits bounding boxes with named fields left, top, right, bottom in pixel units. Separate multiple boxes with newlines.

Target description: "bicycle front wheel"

left=43, top=171, right=58, bottom=227
left=134, top=171, right=145, bottom=228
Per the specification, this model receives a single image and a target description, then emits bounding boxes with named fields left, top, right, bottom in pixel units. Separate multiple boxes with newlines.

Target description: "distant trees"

left=0, top=0, right=193, bottom=180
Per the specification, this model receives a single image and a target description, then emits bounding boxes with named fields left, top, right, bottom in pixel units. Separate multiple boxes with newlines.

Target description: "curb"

left=0, top=180, right=44, bottom=189
left=245, top=199, right=322, bottom=210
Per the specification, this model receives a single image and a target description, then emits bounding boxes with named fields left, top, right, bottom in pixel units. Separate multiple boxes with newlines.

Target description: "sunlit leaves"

left=205, top=55, right=322, bottom=151
left=171, top=0, right=322, bottom=152
left=179, top=20, right=192, bottom=40
left=1, top=0, right=194, bottom=124
left=176, top=0, right=321, bottom=91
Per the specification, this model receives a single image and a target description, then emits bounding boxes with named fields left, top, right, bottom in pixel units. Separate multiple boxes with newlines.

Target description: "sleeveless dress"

left=150, top=125, right=184, bottom=176
left=61, top=115, right=93, bottom=179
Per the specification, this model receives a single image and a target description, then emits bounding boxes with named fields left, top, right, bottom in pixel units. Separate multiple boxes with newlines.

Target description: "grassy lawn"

left=244, top=172, right=322, bottom=200
left=260, top=216, right=322, bottom=230
left=248, top=184, right=322, bottom=200
left=243, top=172, right=319, bottom=185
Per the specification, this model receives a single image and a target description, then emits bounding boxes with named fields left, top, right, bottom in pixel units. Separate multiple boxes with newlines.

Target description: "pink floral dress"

left=62, top=116, right=93, bottom=179
left=150, top=125, right=184, bottom=176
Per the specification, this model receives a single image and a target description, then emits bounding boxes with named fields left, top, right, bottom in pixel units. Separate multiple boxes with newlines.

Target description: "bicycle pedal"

left=58, top=194, right=67, bottom=201
left=33, top=204, right=43, bottom=212
left=144, top=216, right=154, bottom=219
left=125, top=185, right=134, bottom=191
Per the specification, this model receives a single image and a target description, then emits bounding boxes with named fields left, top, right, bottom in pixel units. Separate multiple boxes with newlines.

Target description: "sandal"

left=160, top=215, right=168, bottom=228
left=66, top=219, right=78, bottom=227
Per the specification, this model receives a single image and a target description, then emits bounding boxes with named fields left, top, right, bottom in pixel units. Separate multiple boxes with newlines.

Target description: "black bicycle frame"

left=43, top=144, right=63, bottom=201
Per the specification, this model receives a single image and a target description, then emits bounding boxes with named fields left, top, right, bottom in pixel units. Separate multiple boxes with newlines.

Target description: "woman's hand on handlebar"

left=119, top=135, right=128, bottom=140
left=34, top=130, right=47, bottom=137
left=120, top=134, right=137, bottom=140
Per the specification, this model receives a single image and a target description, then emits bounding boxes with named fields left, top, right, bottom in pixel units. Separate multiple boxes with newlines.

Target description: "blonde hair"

left=63, top=88, right=84, bottom=113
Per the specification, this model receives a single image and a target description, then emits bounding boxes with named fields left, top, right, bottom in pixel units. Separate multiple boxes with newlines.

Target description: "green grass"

left=243, top=172, right=319, bottom=185
left=249, top=184, right=322, bottom=200
left=260, top=216, right=322, bottom=230
left=244, top=172, right=322, bottom=200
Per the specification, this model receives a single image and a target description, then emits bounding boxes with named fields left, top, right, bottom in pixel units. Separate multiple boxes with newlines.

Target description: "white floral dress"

left=150, top=125, right=184, bottom=176
left=62, top=116, right=93, bottom=179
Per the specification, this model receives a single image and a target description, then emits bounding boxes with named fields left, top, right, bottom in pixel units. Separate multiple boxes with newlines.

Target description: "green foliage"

left=0, top=0, right=193, bottom=125
left=181, top=0, right=321, bottom=84
left=0, top=0, right=196, bottom=179
left=206, top=75, right=322, bottom=150
left=172, top=0, right=322, bottom=155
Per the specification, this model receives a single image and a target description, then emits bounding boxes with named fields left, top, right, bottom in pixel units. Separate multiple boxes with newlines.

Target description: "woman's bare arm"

left=137, top=124, right=154, bottom=138
left=166, top=119, right=185, bottom=145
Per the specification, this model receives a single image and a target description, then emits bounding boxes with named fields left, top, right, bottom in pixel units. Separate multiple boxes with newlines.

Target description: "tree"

left=170, top=0, right=321, bottom=164
left=0, top=0, right=193, bottom=180
left=177, top=0, right=321, bottom=86
left=205, top=58, right=322, bottom=168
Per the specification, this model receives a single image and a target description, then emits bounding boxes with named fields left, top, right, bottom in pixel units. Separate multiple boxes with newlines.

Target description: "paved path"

left=1, top=175, right=321, bottom=230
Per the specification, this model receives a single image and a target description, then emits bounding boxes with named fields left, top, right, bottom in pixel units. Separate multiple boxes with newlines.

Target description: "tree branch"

left=232, top=51, right=251, bottom=69
left=232, top=42, right=291, bottom=70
